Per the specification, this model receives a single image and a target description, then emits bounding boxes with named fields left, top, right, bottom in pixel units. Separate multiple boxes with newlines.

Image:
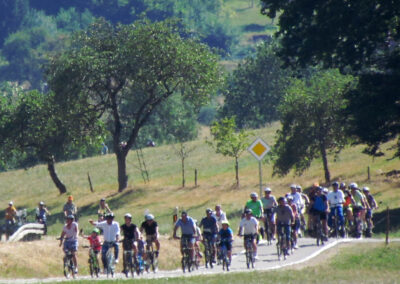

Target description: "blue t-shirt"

left=219, top=228, right=233, bottom=242
left=200, top=216, right=218, bottom=234
left=175, top=217, right=195, bottom=235
left=312, top=195, right=327, bottom=212
left=36, top=208, right=47, bottom=221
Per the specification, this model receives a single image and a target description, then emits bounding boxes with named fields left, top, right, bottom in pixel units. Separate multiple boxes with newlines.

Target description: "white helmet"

left=250, top=192, right=258, bottom=198
left=349, top=182, right=358, bottom=189
left=264, top=187, right=272, bottom=192
left=145, top=214, right=154, bottom=221
left=362, top=187, right=370, bottom=192
left=124, top=213, right=132, bottom=219
left=290, top=184, right=297, bottom=189
left=8, top=201, right=13, bottom=206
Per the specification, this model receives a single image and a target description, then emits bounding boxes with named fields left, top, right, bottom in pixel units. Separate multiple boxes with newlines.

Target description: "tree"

left=46, top=19, right=222, bottom=192
left=261, top=0, right=400, bottom=157
left=273, top=69, right=355, bottom=183
left=172, top=142, right=196, bottom=188
left=221, top=41, right=291, bottom=128
left=207, top=117, right=250, bottom=187
left=0, top=90, right=102, bottom=194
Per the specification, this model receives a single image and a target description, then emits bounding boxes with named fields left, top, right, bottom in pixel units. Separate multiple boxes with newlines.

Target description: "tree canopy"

left=46, top=19, right=222, bottom=191
left=273, top=69, right=356, bottom=183
left=261, top=0, right=400, bottom=157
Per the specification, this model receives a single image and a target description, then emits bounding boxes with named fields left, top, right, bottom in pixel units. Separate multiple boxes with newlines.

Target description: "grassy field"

left=0, top=121, right=399, bottom=277
left=58, top=243, right=400, bottom=283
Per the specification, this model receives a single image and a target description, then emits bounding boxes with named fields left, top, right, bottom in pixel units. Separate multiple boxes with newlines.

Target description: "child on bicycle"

left=81, top=228, right=102, bottom=270
left=218, top=220, right=233, bottom=263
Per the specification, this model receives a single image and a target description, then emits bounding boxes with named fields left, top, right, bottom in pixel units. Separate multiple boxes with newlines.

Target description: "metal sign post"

left=248, top=138, right=271, bottom=197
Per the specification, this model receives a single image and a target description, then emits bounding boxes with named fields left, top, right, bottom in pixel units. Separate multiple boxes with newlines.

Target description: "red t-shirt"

left=87, top=235, right=101, bottom=251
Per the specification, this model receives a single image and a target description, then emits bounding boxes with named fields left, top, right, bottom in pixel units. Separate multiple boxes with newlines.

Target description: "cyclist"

left=193, top=220, right=203, bottom=260
left=260, top=187, right=277, bottom=240
left=5, top=201, right=17, bottom=240
left=120, top=213, right=140, bottom=271
left=140, top=214, right=160, bottom=257
left=89, top=212, right=120, bottom=270
left=307, top=182, right=320, bottom=232
left=173, top=211, right=196, bottom=261
left=199, top=208, right=218, bottom=263
left=238, top=209, right=259, bottom=259
left=36, top=201, right=51, bottom=235
left=97, top=198, right=112, bottom=222
left=327, top=182, right=345, bottom=237
left=63, top=195, right=78, bottom=222
left=363, top=187, right=378, bottom=237
left=82, top=228, right=102, bottom=269
left=350, top=183, right=368, bottom=221
left=212, top=205, right=228, bottom=228
left=309, top=186, right=329, bottom=239
left=218, top=220, right=233, bottom=263
left=286, top=196, right=299, bottom=249
left=343, top=188, right=354, bottom=226
left=244, top=192, right=263, bottom=240
left=276, top=197, right=294, bottom=253
left=59, top=215, right=79, bottom=274
left=296, top=185, right=309, bottom=236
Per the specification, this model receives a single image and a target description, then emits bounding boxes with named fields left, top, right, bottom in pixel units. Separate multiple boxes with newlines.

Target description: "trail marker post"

left=248, top=138, right=271, bottom=197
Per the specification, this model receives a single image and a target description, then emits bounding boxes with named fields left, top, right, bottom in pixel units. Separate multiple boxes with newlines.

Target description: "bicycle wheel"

left=152, top=253, right=158, bottom=273
left=106, top=249, right=115, bottom=278
left=63, top=256, right=70, bottom=279
left=69, top=258, right=76, bottom=279
left=89, top=257, right=94, bottom=278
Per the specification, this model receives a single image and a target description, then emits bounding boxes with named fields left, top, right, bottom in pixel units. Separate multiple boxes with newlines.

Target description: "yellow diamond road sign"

left=248, top=138, right=270, bottom=161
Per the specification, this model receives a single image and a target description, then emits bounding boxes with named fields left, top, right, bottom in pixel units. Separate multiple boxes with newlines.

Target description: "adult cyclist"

left=309, top=186, right=329, bottom=240
left=173, top=211, right=196, bottom=261
left=238, top=209, right=259, bottom=259
left=363, top=187, right=378, bottom=237
left=120, top=213, right=140, bottom=271
left=199, top=208, right=218, bottom=263
left=140, top=214, right=160, bottom=257
left=260, top=187, right=277, bottom=240
left=327, top=182, right=345, bottom=237
left=244, top=192, right=263, bottom=240
left=59, top=215, right=79, bottom=274
left=276, top=197, right=294, bottom=252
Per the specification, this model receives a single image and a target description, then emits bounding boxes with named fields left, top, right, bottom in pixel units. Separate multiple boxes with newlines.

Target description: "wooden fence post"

left=195, top=169, right=198, bottom=187
left=386, top=206, right=390, bottom=245
left=87, top=172, right=94, bottom=192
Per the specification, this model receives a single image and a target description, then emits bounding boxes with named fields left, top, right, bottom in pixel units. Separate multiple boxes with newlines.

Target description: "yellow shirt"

left=5, top=206, right=17, bottom=221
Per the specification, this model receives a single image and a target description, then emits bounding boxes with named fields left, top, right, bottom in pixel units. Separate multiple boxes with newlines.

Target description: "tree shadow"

left=373, top=207, right=400, bottom=233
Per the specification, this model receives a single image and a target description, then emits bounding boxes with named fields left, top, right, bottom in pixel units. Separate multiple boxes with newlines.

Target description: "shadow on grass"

left=243, top=24, right=267, bottom=32
left=373, top=207, right=400, bottom=233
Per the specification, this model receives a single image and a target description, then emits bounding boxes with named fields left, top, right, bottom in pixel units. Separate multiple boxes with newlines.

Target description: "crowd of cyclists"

left=3, top=180, right=378, bottom=275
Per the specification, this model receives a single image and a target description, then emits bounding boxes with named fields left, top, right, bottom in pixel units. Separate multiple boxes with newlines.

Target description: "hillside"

left=0, top=122, right=399, bottom=237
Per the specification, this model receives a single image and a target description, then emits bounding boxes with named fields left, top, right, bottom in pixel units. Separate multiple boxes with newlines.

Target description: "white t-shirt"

left=239, top=217, right=258, bottom=235
left=327, top=190, right=345, bottom=207
left=212, top=210, right=227, bottom=228
left=96, top=220, right=120, bottom=242
left=63, top=222, right=78, bottom=240
left=290, top=192, right=304, bottom=209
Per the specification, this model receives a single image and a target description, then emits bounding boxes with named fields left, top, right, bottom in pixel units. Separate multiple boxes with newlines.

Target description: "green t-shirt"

left=245, top=199, right=263, bottom=218
left=353, top=190, right=364, bottom=207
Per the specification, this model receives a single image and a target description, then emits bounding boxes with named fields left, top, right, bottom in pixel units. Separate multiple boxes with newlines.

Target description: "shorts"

left=146, top=234, right=158, bottom=244
left=181, top=234, right=195, bottom=246
left=243, top=234, right=256, bottom=246
left=219, top=241, right=232, bottom=251
left=365, top=209, right=373, bottom=219
left=122, top=238, right=135, bottom=250
left=264, top=209, right=276, bottom=223
left=64, top=239, right=78, bottom=252
left=310, top=209, right=327, bottom=220
left=203, top=233, right=217, bottom=244
left=292, top=218, right=300, bottom=231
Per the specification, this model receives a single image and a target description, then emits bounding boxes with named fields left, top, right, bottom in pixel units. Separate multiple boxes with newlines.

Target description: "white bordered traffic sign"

left=248, top=137, right=270, bottom=161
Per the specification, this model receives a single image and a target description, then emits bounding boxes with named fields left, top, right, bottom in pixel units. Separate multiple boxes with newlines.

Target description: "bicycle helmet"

left=316, top=186, right=323, bottom=191
left=362, top=187, right=370, bottom=192
left=250, top=192, right=258, bottom=198
left=221, top=220, right=230, bottom=226
left=244, top=208, right=252, bottom=214
left=206, top=208, right=213, bottom=214
left=8, top=201, right=13, bottom=206
left=124, top=213, right=132, bottom=219
left=332, top=181, right=339, bottom=187
left=323, top=188, right=329, bottom=194
left=290, top=184, right=297, bottom=189
left=181, top=211, right=187, bottom=216
left=264, top=187, right=272, bottom=192
left=340, top=182, right=346, bottom=189
left=296, top=185, right=302, bottom=190
left=92, top=228, right=100, bottom=234
left=39, top=201, right=45, bottom=206
left=105, top=212, right=114, bottom=219
left=145, top=214, right=154, bottom=221
left=100, top=198, right=105, bottom=202
left=287, top=196, right=294, bottom=201
left=67, top=214, right=75, bottom=220
left=349, top=182, right=358, bottom=189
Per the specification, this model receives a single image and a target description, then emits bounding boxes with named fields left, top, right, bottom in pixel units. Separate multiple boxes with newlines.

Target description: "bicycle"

left=123, top=248, right=135, bottom=278
left=103, top=241, right=116, bottom=278
left=243, top=234, right=255, bottom=269
left=276, top=223, right=289, bottom=260
left=263, top=210, right=274, bottom=245
left=63, top=248, right=76, bottom=279
left=180, top=236, right=194, bottom=273
left=219, top=240, right=230, bottom=271
left=84, top=246, right=100, bottom=278
left=145, top=240, right=158, bottom=273
left=203, top=234, right=215, bottom=269
left=352, top=206, right=363, bottom=238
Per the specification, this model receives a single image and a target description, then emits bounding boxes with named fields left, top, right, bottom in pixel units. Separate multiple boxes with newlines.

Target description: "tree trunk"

left=320, top=143, right=331, bottom=184
left=116, top=151, right=128, bottom=192
left=47, top=156, right=67, bottom=194
left=235, top=156, right=239, bottom=187
left=181, top=156, right=185, bottom=188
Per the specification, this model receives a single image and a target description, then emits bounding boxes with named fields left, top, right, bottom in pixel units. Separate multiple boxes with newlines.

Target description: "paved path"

left=0, top=237, right=394, bottom=283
